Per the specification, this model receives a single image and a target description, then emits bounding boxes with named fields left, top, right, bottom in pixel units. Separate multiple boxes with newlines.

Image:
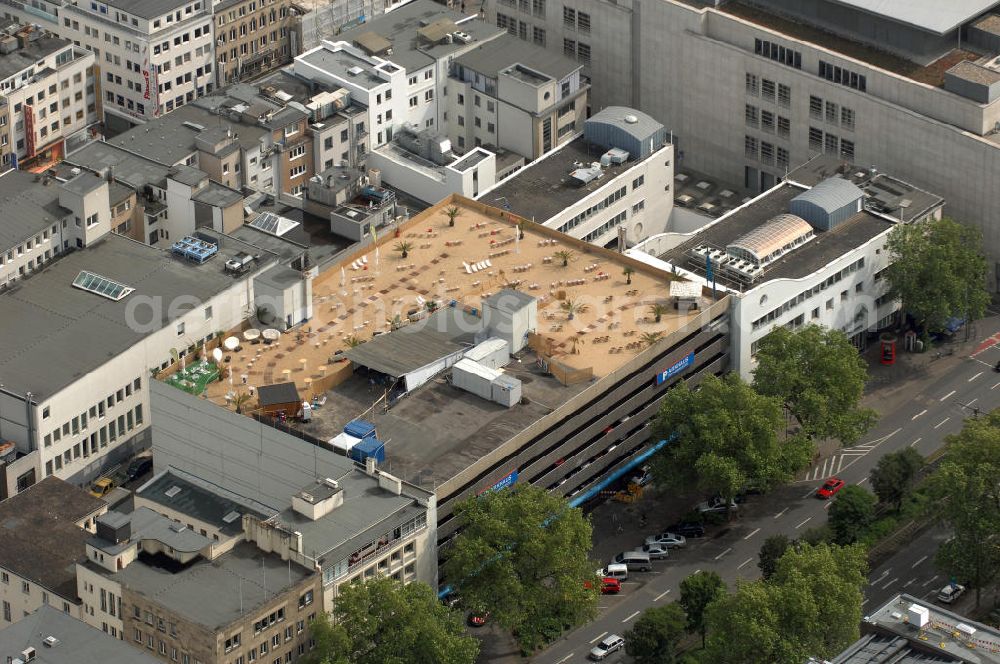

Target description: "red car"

left=585, top=577, right=622, bottom=594
left=816, top=477, right=845, bottom=499
left=467, top=611, right=489, bottom=627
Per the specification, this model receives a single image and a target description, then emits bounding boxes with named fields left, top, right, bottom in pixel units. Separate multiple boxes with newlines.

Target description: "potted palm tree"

left=623, top=266, right=635, bottom=285
left=649, top=303, right=668, bottom=323
left=560, top=298, right=589, bottom=320
left=639, top=331, right=664, bottom=348
left=445, top=206, right=461, bottom=227
left=553, top=249, right=575, bottom=267
left=231, top=392, right=251, bottom=414
left=568, top=335, right=585, bottom=354
left=394, top=241, right=413, bottom=259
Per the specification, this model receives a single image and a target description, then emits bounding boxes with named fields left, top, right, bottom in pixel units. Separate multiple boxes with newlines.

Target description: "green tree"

left=757, top=534, right=792, bottom=581
left=884, top=216, right=989, bottom=335
left=678, top=570, right=726, bottom=647
left=926, top=411, right=1000, bottom=606
left=625, top=603, right=688, bottom=664
left=703, top=543, right=867, bottom=664
left=442, top=485, right=598, bottom=652
left=869, top=448, right=924, bottom=510
left=651, top=374, right=814, bottom=502
left=752, top=325, right=876, bottom=445
left=827, top=485, right=877, bottom=545
left=302, top=577, right=478, bottom=664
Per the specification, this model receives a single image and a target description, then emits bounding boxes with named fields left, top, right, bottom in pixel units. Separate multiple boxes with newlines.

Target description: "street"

left=533, top=320, right=1000, bottom=664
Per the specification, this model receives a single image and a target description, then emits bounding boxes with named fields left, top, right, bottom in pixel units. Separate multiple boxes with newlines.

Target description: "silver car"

left=644, top=532, right=687, bottom=548
left=641, top=543, right=670, bottom=560
left=590, top=634, right=625, bottom=660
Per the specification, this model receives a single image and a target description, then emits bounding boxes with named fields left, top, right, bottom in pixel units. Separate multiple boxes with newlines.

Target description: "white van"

left=599, top=563, right=629, bottom=581
left=611, top=551, right=652, bottom=572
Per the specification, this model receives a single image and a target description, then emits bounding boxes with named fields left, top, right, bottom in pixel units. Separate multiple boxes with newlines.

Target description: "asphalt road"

left=536, top=323, right=1000, bottom=664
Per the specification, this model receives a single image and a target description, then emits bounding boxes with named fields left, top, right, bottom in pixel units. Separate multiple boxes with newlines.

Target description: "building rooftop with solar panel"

left=628, top=154, right=945, bottom=379
left=170, top=194, right=731, bottom=551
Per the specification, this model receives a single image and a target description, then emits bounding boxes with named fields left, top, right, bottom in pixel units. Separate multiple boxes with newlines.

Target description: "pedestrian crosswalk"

left=802, top=441, right=880, bottom=481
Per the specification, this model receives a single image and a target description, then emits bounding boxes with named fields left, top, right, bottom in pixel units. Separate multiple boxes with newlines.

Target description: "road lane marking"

left=904, top=578, right=917, bottom=587
left=940, top=390, right=956, bottom=401
left=744, top=528, right=761, bottom=540
left=912, top=409, right=927, bottom=420
left=857, top=477, right=868, bottom=485
left=882, top=577, right=899, bottom=590
left=969, top=398, right=979, bottom=406
left=870, top=570, right=890, bottom=586
left=555, top=654, right=574, bottom=664
left=862, top=598, right=869, bottom=607
left=910, top=437, right=922, bottom=447
left=653, top=589, right=671, bottom=602
left=912, top=555, right=928, bottom=568
left=922, top=575, right=940, bottom=587
left=623, top=611, right=640, bottom=623
left=590, top=632, right=608, bottom=644
left=823, top=501, right=833, bottom=510
left=802, top=487, right=817, bottom=498
left=694, top=569, right=701, bottom=575
left=970, top=371, right=984, bottom=382
left=738, top=558, right=754, bottom=570
left=796, top=517, right=812, bottom=529
left=934, top=417, right=950, bottom=429
left=836, top=455, right=845, bottom=472
left=715, top=547, right=732, bottom=560
left=993, top=381, right=1000, bottom=390
left=774, top=508, right=788, bottom=519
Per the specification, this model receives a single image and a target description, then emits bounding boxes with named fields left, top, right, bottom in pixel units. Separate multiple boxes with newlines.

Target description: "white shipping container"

left=452, top=358, right=501, bottom=400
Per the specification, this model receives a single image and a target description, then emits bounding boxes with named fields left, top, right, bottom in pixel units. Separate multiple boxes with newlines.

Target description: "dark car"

left=669, top=522, right=706, bottom=538
left=126, top=457, right=153, bottom=481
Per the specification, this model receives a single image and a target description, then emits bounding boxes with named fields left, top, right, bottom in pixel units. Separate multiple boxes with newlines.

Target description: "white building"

left=628, top=155, right=944, bottom=379
left=0, top=230, right=284, bottom=495
left=485, top=0, right=1000, bottom=272
left=0, top=0, right=217, bottom=132
left=481, top=106, right=673, bottom=247
left=0, top=22, right=97, bottom=170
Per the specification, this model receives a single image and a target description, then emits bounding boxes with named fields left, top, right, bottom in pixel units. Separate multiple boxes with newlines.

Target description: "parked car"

left=598, top=563, right=629, bottom=581
left=698, top=497, right=738, bottom=513
left=630, top=465, right=653, bottom=487
left=645, top=532, right=687, bottom=548
left=668, top=522, right=706, bottom=538
left=937, top=583, right=965, bottom=604
left=585, top=577, right=622, bottom=594
left=125, top=456, right=153, bottom=481
left=467, top=611, right=488, bottom=627
left=641, top=543, right=670, bottom=560
left=589, top=634, right=625, bottom=661
left=816, top=477, right=846, bottom=499
left=611, top=551, right=652, bottom=572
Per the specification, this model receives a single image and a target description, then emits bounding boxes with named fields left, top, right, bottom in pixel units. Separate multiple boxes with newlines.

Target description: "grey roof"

left=947, top=59, right=1000, bottom=85
left=828, top=0, right=1000, bottom=34
left=0, top=170, right=67, bottom=250
left=298, top=48, right=389, bottom=91
left=831, top=633, right=961, bottom=664
left=192, top=181, right=244, bottom=208
left=103, top=0, right=192, bottom=20
left=0, top=35, right=71, bottom=82
left=343, top=308, right=480, bottom=378
left=67, top=142, right=171, bottom=190
left=257, top=381, right=301, bottom=406
left=60, top=171, right=105, bottom=196
left=587, top=106, right=663, bottom=141
left=108, top=181, right=134, bottom=206
left=92, top=541, right=314, bottom=630
left=137, top=468, right=276, bottom=537
left=92, top=507, right=211, bottom=556
left=455, top=35, right=580, bottom=81
left=791, top=176, right=864, bottom=214
left=337, top=0, right=505, bottom=73
left=0, top=478, right=105, bottom=601
left=0, top=606, right=162, bottom=664
left=484, top=289, right=537, bottom=314
left=168, top=164, right=207, bottom=188
left=0, top=233, right=254, bottom=399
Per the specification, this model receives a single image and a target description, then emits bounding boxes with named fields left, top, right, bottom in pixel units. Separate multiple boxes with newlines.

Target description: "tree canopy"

left=884, top=216, right=989, bottom=334
left=869, top=448, right=924, bottom=510
left=926, top=411, right=1000, bottom=606
left=651, top=373, right=814, bottom=500
left=703, top=543, right=867, bottom=664
left=752, top=324, right=876, bottom=445
left=827, top=485, right=877, bottom=545
left=678, top=570, right=726, bottom=647
left=441, top=484, right=598, bottom=652
left=302, top=577, right=478, bottom=664
left=625, top=603, right=688, bottom=664
left=757, top=534, right=792, bottom=581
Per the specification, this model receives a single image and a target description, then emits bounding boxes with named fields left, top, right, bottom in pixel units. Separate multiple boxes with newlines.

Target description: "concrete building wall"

left=0, top=218, right=68, bottom=290
left=76, top=563, right=125, bottom=639
left=214, top=0, right=300, bottom=87
left=0, top=568, right=80, bottom=629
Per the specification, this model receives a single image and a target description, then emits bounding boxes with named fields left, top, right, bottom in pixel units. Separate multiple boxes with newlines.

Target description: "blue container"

left=349, top=437, right=385, bottom=465
left=344, top=419, right=376, bottom=440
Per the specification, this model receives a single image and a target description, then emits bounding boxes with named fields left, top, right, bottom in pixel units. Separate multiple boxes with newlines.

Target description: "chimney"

left=365, top=456, right=376, bottom=475
left=291, top=480, right=343, bottom=520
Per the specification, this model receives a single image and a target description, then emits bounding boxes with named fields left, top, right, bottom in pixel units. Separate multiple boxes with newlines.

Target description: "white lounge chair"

left=485, top=259, right=492, bottom=268
left=463, top=262, right=473, bottom=274
left=361, top=256, right=368, bottom=265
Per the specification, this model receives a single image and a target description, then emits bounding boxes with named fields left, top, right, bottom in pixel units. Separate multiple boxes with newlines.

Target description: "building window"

left=776, top=146, right=789, bottom=170
left=777, top=83, right=791, bottom=107
left=809, top=95, right=823, bottom=119
left=533, top=26, right=545, bottom=46
left=761, top=109, right=774, bottom=133
left=824, top=132, right=839, bottom=155
left=761, top=78, right=775, bottom=101
left=745, top=73, right=759, bottom=96
left=753, top=38, right=801, bottom=69
left=825, top=101, right=838, bottom=124
left=819, top=60, right=867, bottom=92
left=563, top=38, right=576, bottom=59
left=745, top=104, right=758, bottom=128
left=760, top=141, right=775, bottom=166
left=562, top=6, right=575, bottom=27
left=841, top=107, right=855, bottom=131
left=840, top=139, right=855, bottom=161
left=577, top=11, right=590, bottom=33
left=744, top=135, right=758, bottom=160
left=577, top=42, right=591, bottom=66
left=808, top=126, right=823, bottom=151
left=777, top=116, right=790, bottom=138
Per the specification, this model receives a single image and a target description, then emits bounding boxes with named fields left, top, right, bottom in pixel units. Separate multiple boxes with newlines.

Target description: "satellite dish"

left=212, top=348, right=223, bottom=363
left=624, top=114, right=639, bottom=124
